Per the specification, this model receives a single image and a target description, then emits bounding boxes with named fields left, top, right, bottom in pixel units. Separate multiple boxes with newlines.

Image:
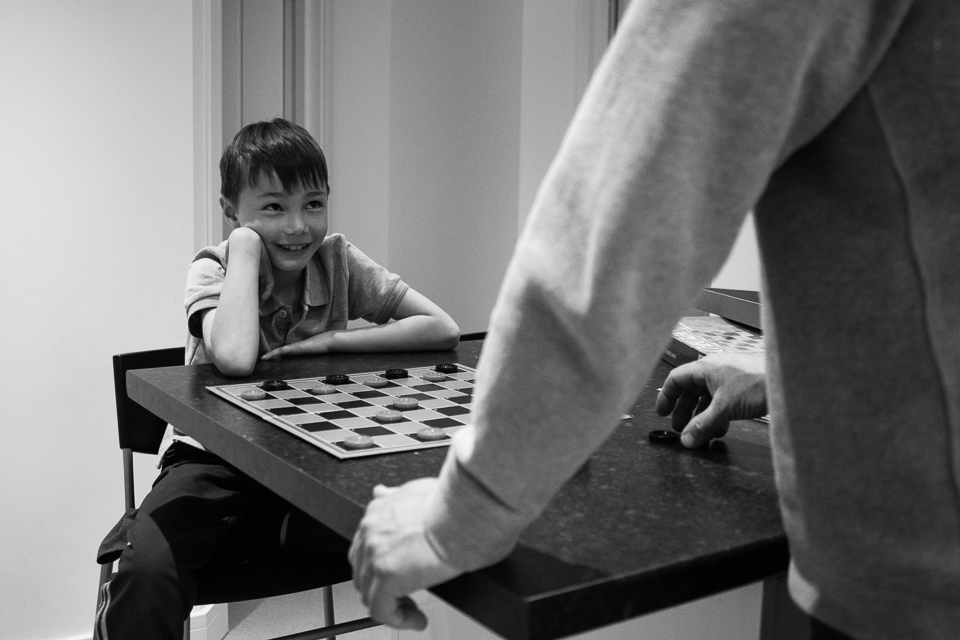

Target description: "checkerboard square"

left=269, top=406, right=306, bottom=416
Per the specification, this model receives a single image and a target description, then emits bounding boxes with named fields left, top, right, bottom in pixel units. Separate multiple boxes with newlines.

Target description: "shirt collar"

left=303, top=254, right=329, bottom=307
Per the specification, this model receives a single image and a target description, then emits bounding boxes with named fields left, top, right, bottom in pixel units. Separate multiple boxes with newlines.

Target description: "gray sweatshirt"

left=424, top=1, right=960, bottom=638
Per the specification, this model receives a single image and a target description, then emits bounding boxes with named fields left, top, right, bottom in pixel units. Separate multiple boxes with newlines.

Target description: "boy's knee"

left=114, top=539, right=179, bottom=594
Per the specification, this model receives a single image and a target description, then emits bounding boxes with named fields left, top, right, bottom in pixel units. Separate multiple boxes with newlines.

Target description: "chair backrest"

left=112, top=347, right=185, bottom=454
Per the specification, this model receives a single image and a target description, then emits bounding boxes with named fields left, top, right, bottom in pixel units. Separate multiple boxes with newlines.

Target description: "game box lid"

left=695, top=287, right=762, bottom=331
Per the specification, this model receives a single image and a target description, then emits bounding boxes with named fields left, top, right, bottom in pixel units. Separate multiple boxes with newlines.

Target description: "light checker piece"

left=207, top=364, right=476, bottom=459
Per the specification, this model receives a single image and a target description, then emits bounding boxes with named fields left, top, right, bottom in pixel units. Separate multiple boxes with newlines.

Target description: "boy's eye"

left=306, top=200, right=326, bottom=210
left=262, top=203, right=283, bottom=212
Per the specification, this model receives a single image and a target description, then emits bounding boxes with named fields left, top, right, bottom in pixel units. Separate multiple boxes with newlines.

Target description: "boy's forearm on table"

left=327, top=315, right=459, bottom=353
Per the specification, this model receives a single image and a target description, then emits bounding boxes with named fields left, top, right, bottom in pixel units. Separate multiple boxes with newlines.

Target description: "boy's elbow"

left=435, top=316, right=461, bottom=350
left=216, top=359, right=257, bottom=378
left=209, top=344, right=258, bottom=377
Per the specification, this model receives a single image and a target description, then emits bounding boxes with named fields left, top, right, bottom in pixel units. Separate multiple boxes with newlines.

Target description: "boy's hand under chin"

left=225, top=227, right=276, bottom=303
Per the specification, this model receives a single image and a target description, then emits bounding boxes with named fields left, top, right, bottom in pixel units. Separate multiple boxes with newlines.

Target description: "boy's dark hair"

left=220, top=118, right=330, bottom=204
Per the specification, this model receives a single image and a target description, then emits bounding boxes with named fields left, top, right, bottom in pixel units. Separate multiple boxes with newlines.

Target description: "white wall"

left=0, top=2, right=194, bottom=638
left=712, top=213, right=762, bottom=292
left=318, top=0, right=393, bottom=267
left=387, top=1, right=523, bottom=334
left=318, top=0, right=524, bottom=335
left=319, top=0, right=616, bottom=335
left=518, top=1, right=607, bottom=228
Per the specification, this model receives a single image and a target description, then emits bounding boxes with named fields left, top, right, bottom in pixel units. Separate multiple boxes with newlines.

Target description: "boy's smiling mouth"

left=278, top=243, right=309, bottom=252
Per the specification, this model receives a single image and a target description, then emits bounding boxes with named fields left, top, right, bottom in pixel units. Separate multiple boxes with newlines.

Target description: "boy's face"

left=223, top=173, right=329, bottom=274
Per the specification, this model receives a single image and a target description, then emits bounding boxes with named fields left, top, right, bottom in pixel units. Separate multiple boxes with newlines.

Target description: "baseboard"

left=59, top=603, right=227, bottom=640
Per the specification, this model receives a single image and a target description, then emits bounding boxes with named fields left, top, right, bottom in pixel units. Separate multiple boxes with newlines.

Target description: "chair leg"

left=322, top=585, right=336, bottom=640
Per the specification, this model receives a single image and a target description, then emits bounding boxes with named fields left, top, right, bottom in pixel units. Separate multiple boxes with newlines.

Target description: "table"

left=127, top=338, right=789, bottom=640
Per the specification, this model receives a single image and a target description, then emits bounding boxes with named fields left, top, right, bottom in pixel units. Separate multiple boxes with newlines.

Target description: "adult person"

left=349, top=1, right=960, bottom=638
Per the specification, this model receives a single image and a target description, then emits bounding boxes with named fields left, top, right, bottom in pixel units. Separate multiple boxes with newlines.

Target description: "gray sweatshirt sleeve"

left=422, top=0, right=914, bottom=572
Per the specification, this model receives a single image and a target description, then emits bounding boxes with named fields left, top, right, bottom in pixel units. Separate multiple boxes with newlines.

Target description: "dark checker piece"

left=383, top=368, right=409, bottom=379
left=324, top=374, right=351, bottom=385
left=261, top=380, right=291, bottom=391
left=435, top=363, right=459, bottom=373
left=648, top=430, right=680, bottom=444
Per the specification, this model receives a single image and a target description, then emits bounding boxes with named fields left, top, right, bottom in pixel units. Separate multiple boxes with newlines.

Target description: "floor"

left=221, top=578, right=781, bottom=640
left=224, top=582, right=393, bottom=640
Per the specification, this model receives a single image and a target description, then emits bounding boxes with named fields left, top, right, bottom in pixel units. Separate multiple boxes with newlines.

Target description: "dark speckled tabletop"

left=128, top=337, right=787, bottom=640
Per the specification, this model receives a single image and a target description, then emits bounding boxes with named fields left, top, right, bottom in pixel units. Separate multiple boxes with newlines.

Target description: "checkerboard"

left=206, top=364, right=476, bottom=459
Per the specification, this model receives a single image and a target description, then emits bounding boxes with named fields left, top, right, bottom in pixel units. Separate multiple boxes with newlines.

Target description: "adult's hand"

left=655, top=353, right=767, bottom=447
left=349, top=478, right=462, bottom=629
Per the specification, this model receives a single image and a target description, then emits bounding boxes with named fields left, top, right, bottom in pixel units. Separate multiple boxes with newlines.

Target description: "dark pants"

left=94, top=442, right=348, bottom=640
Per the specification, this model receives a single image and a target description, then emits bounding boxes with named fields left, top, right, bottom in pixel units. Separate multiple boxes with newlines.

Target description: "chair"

left=97, top=347, right=379, bottom=640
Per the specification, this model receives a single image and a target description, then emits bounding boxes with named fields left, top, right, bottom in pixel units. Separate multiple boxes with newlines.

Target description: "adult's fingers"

left=680, top=401, right=730, bottom=448
left=668, top=388, right=710, bottom=432
left=369, top=586, right=427, bottom=630
left=656, top=363, right=709, bottom=416
left=373, top=484, right=400, bottom=498
left=349, top=528, right=372, bottom=605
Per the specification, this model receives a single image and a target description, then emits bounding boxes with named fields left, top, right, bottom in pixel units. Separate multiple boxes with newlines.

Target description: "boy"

left=95, top=118, right=460, bottom=640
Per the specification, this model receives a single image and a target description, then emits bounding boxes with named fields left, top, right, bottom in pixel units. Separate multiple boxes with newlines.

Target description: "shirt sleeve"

left=342, top=239, right=410, bottom=325
left=421, top=0, right=914, bottom=572
left=184, top=244, right=227, bottom=339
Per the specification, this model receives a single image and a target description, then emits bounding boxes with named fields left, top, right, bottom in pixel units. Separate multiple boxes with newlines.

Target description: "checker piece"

left=648, top=430, right=679, bottom=444
left=416, top=427, right=446, bottom=441
left=375, top=410, right=403, bottom=423
left=341, top=435, right=375, bottom=450
left=307, top=384, right=337, bottom=395
left=240, top=389, right=267, bottom=401
left=364, top=375, right=388, bottom=388
left=392, top=397, right=419, bottom=411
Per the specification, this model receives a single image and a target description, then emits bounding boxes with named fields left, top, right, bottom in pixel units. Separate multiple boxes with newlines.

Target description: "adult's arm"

left=424, top=0, right=912, bottom=573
